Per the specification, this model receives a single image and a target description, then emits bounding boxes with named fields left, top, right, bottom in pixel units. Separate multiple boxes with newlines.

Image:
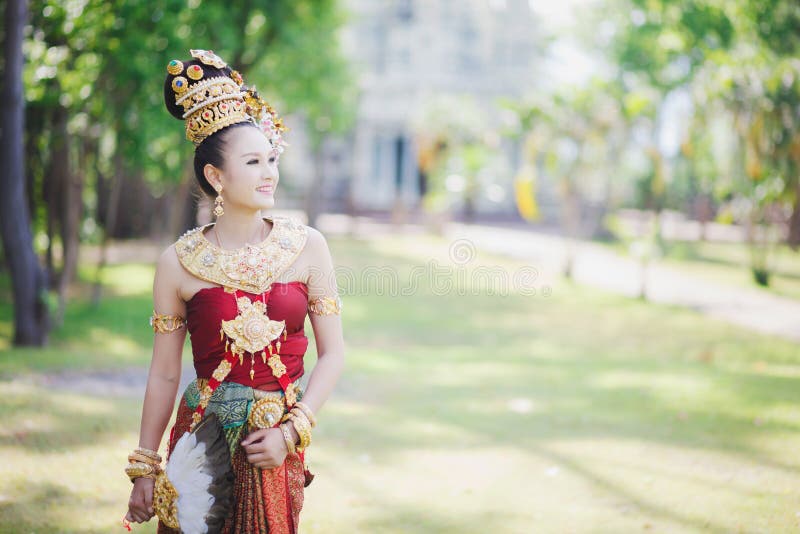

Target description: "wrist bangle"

left=134, top=446, right=162, bottom=463
left=280, top=423, right=296, bottom=454
left=293, top=401, right=317, bottom=428
left=128, top=452, right=161, bottom=465
left=125, top=461, right=160, bottom=482
left=290, top=415, right=312, bottom=450
left=289, top=407, right=311, bottom=428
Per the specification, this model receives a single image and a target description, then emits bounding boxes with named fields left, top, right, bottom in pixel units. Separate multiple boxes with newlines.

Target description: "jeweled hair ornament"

left=165, top=49, right=289, bottom=152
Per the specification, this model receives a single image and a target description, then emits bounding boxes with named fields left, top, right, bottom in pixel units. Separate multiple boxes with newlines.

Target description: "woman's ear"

left=204, top=163, right=222, bottom=191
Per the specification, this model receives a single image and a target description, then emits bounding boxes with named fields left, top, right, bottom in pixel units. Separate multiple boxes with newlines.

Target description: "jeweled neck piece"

left=175, top=216, right=308, bottom=293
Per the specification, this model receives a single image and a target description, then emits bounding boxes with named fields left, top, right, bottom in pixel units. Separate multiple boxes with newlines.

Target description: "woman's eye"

left=248, top=159, right=259, bottom=165
left=269, top=157, right=277, bottom=164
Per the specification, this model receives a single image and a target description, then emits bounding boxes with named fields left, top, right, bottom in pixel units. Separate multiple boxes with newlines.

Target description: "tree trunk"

left=92, top=151, right=124, bottom=304
left=54, top=106, right=81, bottom=322
left=787, top=182, right=800, bottom=249
left=0, top=0, right=49, bottom=346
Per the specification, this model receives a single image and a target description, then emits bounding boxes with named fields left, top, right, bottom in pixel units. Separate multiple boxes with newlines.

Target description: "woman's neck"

left=211, top=209, right=272, bottom=250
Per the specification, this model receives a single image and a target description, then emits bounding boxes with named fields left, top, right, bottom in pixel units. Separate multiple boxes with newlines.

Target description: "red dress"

left=188, top=282, right=310, bottom=389
left=158, top=215, right=314, bottom=534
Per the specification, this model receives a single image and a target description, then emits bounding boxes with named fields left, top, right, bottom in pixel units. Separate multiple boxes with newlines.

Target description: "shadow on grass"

left=0, top=382, right=141, bottom=453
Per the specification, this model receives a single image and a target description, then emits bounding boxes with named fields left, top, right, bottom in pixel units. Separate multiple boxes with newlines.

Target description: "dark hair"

left=163, top=58, right=257, bottom=197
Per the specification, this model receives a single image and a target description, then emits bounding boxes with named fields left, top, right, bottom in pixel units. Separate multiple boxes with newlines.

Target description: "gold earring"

left=213, top=187, right=224, bottom=217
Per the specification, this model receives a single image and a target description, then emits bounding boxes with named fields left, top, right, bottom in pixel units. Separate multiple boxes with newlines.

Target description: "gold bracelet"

left=134, top=446, right=162, bottom=463
left=287, top=408, right=312, bottom=432
left=290, top=415, right=312, bottom=450
left=293, top=401, right=317, bottom=428
left=280, top=423, right=296, bottom=454
left=128, top=452, right=161, bottom=465
left=125, top=461, right=160, bottom=482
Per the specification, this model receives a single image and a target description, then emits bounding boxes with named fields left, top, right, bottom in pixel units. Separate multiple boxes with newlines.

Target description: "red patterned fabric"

left=186, top=282, right=309, bottom=389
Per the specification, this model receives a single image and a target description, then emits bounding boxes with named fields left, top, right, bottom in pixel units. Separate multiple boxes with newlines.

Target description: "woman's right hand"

left=126, top=477, right=156, bottom=523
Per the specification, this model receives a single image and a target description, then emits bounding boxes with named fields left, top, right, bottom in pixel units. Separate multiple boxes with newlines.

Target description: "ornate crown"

left=166, top=49, right=288, bottom=154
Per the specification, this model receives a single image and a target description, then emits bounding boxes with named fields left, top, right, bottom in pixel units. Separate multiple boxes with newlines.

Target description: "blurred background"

left=1, top=0, right=800, bottom=532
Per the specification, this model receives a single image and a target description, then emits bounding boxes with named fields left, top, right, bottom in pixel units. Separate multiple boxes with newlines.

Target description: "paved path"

left=445, top=221, right=800, bottom=343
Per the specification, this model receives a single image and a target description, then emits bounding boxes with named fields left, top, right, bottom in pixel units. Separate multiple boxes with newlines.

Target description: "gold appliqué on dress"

left=221, top=297, right=285, bottom=361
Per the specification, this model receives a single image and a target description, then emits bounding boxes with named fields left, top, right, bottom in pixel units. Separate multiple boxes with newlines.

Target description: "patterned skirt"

left=157, top=378, right=306, bottom=534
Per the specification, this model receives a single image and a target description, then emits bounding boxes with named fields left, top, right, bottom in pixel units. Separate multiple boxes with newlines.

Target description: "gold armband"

left=150, top=311, right=186, bottom=334
left=308, top=295, right=342, bottom=316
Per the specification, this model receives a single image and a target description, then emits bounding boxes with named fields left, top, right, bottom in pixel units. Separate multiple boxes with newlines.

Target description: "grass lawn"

left=1, top=232, right=799, bottom=533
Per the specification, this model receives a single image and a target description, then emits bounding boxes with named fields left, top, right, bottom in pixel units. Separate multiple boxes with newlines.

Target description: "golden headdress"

left=166, top=49, right=288, bottom=154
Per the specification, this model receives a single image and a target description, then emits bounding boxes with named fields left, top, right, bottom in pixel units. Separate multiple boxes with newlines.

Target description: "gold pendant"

left=221, top=297, right=285, bottom=355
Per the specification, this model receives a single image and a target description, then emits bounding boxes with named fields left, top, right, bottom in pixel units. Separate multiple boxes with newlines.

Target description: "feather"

left=166, top=412, right=234, bottom=533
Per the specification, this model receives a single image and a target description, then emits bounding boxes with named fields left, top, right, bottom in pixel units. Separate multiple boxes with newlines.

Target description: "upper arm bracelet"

left=307, top=295, right=343, bottom=316
left=149, top=310, right=186, bottom=333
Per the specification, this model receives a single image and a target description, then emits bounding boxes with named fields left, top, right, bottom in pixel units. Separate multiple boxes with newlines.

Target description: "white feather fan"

left=165, top=412, right=234, bottom=533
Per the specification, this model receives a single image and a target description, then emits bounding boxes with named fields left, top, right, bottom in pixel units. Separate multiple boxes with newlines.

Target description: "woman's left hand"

left=241, top=427, right=288, bottom=469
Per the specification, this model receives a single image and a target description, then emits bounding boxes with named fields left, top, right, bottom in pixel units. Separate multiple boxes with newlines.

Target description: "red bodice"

left=185, top=281, right=310, bottom=390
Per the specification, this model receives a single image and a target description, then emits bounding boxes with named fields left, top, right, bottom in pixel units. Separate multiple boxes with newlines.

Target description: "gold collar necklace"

left=175, top=215, right=309, bottom=294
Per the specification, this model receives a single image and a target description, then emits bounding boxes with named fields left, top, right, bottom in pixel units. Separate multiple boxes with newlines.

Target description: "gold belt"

left=195, top=378, right=301, bottom=429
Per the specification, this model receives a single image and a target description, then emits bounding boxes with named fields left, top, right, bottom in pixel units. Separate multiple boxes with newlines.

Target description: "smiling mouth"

left=257, top=186, right=273, bottom=193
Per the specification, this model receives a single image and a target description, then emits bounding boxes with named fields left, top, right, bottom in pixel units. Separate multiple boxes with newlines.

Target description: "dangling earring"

left=213, top=186, right=225, bottom=217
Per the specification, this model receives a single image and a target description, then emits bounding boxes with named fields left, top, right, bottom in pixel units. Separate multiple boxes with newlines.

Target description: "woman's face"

left=208, top=125, right=279, bottom=211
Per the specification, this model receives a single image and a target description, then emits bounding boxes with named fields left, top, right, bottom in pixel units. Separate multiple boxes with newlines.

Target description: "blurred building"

left=327, top=0, right=544, bottom=217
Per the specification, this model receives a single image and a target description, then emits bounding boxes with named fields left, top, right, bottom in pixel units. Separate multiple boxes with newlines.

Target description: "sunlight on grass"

left=77, top=263, right=155, bottom=296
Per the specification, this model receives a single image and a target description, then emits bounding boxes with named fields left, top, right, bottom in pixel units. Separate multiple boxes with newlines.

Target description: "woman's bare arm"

left=138, top=245, right=187, bottom=451
left=127, top=246, right=187, bottom=523
left=299, top=227, right=345, bottom=417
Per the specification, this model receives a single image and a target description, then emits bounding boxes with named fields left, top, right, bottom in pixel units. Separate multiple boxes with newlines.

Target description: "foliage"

left=23, top=0, right=355, bottom=237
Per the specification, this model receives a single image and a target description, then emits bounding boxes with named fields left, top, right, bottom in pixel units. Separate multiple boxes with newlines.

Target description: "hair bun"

left=163, top=49, right=237, bottom=119
left=162, top=50, right=250, bottom=144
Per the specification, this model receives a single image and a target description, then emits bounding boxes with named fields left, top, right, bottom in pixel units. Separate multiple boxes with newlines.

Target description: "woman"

left=123, top=49, right=345, bottom=533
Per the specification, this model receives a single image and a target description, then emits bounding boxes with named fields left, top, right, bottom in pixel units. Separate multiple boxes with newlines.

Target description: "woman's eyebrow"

left=241, top=152, right=264, bottom=157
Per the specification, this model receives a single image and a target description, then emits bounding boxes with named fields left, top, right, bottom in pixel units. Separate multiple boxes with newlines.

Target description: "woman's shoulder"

left=300, top=222, right=329, bottom=253
left=155, top=242, right=185, bottom=280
